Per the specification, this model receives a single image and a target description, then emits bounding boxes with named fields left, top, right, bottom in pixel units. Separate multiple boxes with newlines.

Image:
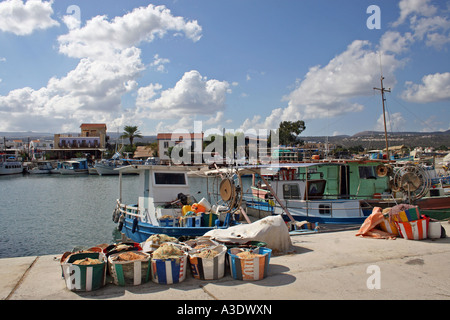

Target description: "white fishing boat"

left=0, top=154, right=23, bottom=175
left=59, top=158, right=89, bottom=175
left=29, top=161, right=53, bottom=174
left=112, top=165, right=239, bottom=243
left=94, top=158, right=140, bottom=176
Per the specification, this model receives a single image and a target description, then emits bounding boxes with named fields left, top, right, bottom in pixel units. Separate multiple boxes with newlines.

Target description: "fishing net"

left=152, top=243, right=184, bottom=260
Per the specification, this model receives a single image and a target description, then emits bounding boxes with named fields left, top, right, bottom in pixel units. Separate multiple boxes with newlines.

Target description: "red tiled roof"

left=80, top=123, right=107, bottom=128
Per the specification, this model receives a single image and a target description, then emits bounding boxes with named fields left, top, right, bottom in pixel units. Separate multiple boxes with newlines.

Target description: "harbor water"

left=0, top=172, right=238, bottom=259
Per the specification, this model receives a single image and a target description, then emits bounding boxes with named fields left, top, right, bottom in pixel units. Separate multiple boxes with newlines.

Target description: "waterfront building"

left=53, top=123, right=107, bottom=159
left=157, top=132, right=204, bottom=164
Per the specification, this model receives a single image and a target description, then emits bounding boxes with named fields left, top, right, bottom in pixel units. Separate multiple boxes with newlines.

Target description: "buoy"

left=117, top=216, right=124, bottom=231
left=132, top=217, right=138, bottom=233
left=198, top=198, right=212, bottom=211
left=191, top=203, right=206, bottom=213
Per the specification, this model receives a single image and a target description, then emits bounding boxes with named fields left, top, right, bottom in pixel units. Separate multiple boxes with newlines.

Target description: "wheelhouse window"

left=307, top=180, right=326, bottom=199
left=154, top=172, right=186, bottom=185
left=283, top=184, right=300, bottom=200
left=359, top=166, right=376, bottom=179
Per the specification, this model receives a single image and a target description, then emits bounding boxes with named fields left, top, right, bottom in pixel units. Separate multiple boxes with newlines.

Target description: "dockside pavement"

left=1, top=222, right=449, bottom=301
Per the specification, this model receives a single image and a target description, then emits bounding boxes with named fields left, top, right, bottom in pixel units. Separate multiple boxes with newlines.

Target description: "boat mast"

left=374, top=76, right=391, bottom=160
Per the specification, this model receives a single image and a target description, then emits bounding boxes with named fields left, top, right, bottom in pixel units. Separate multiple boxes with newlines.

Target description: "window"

left=359, top=166, right=376, bottom=179
left=283, top=184, right=300, bottom=199
left=163, top=141, right=169, bottom=148
left=319, top=204, right=331, bottom=214
left=154, top=172, right=186, bottom=185
left=307, top=180, right=326, bottom=199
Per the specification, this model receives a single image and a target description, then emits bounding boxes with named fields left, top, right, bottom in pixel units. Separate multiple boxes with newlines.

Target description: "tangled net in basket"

left=194, top=249, right=219, bottom=259
left=72, top=258, right=102, bottom=265
left=236, top=251, right=263, bottom=259
left=114, top=252, right=146, bottom=262
left=146, top=234, right=178, bottom=244
left=152, top=243, right=184, bottom=260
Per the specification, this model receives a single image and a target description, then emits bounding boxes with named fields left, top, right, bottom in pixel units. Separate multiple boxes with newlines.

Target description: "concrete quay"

left=1, top=222, right=449, bottom=301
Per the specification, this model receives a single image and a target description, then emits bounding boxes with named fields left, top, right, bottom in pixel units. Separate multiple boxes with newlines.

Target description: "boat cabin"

left=248, top=160, right=391, bottom=202
left=117, top=165, right=191, bottom=222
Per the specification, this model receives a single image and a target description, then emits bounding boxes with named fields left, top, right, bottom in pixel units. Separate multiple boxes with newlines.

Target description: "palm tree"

left=120, top=125, right=143, bottom=146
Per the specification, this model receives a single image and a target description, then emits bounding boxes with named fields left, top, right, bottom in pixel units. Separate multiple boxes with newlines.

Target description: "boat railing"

left=243, top=195, right=364, bottom=217
left=116, top=200, right=145, bottom=219
left=249, top=189, right=394, bottom=201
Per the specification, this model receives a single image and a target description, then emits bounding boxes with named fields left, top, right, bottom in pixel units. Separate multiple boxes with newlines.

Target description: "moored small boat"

left=29, top=161, right=53, bottom=174
left=0, top=154, right=23, bottom=175
left=59, top=158, right=89, bottom=175
left=241, top=164, right=370, bottom=224
left=94, top=158, right=140, bottom=176
left=112, top=165, right=239, bottom=243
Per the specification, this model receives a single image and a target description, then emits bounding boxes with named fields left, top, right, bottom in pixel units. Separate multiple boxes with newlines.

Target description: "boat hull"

left=95, top=165, right=118, bottom=175
left=95, top=164, right=137, bottom=175
left=0, top=167, right=23, bottom=175
left=414, top=196, right=450, bottom=220
left=59, top=169, right=88, bottom=175
left=246, top=199, right=368, bottom=224
left=121, top=217, right=220, bottom=242
left=0, top=162, right=23, bottom=175
left=29, top=169, right=51, bottom=174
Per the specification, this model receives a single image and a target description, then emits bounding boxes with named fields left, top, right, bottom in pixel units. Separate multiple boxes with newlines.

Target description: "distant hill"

left=302, top=130, right=450, bottom=150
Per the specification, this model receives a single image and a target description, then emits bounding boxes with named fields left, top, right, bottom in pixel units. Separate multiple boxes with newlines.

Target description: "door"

left=340, top=165, right=350, bottom=199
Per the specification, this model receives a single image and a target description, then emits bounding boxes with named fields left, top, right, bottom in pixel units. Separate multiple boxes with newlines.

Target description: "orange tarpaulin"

left=356, top=207, right=397, bottom=239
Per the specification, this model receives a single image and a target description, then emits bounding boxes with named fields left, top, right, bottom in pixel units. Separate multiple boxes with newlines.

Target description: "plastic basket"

left=61, top=252, right=107, bottom=291
left=188, top=244, right=227, bottom=280
left=151, top=253, right=188, bottom=284
left=108, top=251, right=151, bottom=286
left=228, top=247, right=272, bottom=281
left=395, top=216, right=429, bottom=240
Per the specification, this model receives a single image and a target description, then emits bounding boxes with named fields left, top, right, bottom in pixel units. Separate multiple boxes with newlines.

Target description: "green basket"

left=62, top=252, right=107, bottom=291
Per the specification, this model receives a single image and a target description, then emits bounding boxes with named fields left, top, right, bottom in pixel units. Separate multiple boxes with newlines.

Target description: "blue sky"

left=0, top=0, right=449, bottom=137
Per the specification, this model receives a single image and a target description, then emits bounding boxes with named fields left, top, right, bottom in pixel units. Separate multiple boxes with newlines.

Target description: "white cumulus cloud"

left=0, top=0, right=59, bottom=36
left=238, top=39, right=404, bottom=131
left=58, top=4, right=202, bottom=59
left=402, top=72, right=450, bottom=103
left=136, top=70, right=230, bottom=120
left=392, top=0, right=438, bottom=27
left=0, top=3, right=204, bottom=132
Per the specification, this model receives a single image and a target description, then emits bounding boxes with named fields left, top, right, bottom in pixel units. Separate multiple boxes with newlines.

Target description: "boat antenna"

left=373, top=51, right=391, bottom=160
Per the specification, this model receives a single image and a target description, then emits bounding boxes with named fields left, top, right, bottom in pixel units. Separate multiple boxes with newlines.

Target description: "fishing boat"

left=28, top=161, right=53, bottom=174
left=50, top=161, right=63, bottom=174
left=245, top=160, right=450, bottom=223
left=0, top=154, right=23, bottom=175
left=59, top=158, right=89, bottom=175
left=112, top=165, right=239, bottom=243
left=94, top=158, right=140, bottom=176
left=242, top=162, right=382, bottom=224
